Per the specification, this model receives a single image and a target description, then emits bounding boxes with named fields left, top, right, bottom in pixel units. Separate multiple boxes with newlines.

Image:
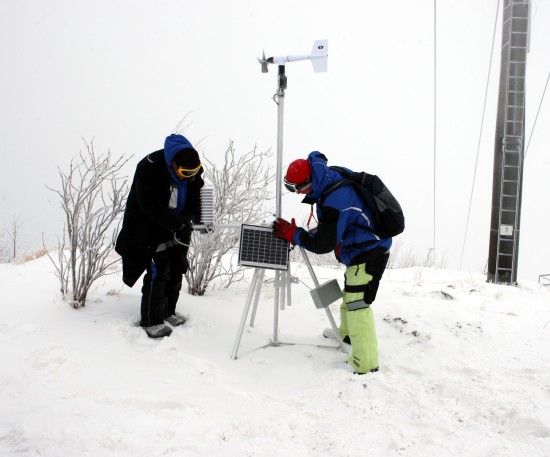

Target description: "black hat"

left=173, top=148, right=200, bottom=169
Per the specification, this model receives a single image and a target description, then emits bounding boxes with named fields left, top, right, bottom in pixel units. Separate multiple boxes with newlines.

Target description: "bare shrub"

left=0, top=214, right=26, bottom=262
left=45, top=139, right=130, bottom=308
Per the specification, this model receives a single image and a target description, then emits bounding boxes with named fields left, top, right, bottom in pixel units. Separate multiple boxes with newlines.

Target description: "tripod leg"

left=231, top=268, right=260, bottom=359
left=286, top=262, right=292, bottom=306
left=279, top=270, right=286, bottom=310
left=300, top=247, right=348, bottom=353
left=249, top=268, right=265, bottom=326
left=272, top=270, right=280, bottom=345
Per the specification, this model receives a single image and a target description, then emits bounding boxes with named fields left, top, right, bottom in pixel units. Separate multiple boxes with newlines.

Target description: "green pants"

left=338, top=263, right=379, bottom=373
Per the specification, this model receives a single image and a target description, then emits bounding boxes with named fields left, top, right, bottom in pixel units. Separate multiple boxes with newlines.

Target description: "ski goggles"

left=284, top=176, right=312, bottom=193
left=175, top=163, right=202, bottom=179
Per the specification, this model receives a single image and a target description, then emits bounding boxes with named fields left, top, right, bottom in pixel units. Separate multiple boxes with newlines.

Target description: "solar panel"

left=238, top=224, right=289, bottom=270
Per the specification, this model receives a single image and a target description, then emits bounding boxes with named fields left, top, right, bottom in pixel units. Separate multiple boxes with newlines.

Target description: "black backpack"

left=321, top=166, right=405, bottom=239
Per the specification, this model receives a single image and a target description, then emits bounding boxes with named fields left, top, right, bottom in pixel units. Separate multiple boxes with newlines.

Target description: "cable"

left=460, top=0, right=501, bottom=269
left=525, top=71, right=550, bottom=158
left=433, top=0, right=437, bottom=267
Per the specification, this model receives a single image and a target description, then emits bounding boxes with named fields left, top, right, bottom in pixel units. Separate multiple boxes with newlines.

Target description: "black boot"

left=142, top=324, right=172, bottom=339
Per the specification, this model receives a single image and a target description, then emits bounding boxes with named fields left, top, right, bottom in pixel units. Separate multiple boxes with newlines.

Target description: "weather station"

left=230, top=40, right=349, bottom=359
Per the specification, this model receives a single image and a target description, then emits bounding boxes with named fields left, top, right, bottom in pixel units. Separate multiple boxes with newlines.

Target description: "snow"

left=1, top=255, right=549, bottom=457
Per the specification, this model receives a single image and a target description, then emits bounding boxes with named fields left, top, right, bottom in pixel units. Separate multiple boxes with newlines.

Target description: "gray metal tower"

left=487, top=0, right=531, bottom=284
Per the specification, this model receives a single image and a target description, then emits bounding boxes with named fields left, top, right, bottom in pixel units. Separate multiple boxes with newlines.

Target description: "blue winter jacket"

left=292, top=151, right=392, bottom=266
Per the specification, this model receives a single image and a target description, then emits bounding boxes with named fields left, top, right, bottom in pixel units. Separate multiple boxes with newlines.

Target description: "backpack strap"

left=320, top=166, right=350, bottom=200
left=322, top=166, right=379, bottom=238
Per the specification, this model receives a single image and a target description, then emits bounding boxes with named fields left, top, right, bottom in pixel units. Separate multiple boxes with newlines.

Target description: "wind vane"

left=257, top=39, right=328, bottom=73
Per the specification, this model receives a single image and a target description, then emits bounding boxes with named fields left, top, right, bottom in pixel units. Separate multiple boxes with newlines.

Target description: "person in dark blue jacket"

left=116, top=134, right=204, bottom=339
left=273, top=151, right=391, bottom=374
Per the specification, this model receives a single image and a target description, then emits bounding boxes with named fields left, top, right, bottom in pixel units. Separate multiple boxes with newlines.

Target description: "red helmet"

left=285, top=159, right=312, bottom=194
left=286, top=158, right=311, bottom=182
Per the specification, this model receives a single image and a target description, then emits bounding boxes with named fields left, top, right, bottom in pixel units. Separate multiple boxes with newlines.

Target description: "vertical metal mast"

left=275, top=65, right=287, bottom=219
left=487, top=0, right=531, bottom=284
left=272, top=65, right=287, bottom=345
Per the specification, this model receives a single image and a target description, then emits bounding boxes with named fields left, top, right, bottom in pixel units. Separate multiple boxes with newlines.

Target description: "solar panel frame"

left=238, top=224, right=290, bottom=270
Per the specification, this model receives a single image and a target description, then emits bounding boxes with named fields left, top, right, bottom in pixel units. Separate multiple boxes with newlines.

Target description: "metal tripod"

left=230, top=245, right=346, bottom=359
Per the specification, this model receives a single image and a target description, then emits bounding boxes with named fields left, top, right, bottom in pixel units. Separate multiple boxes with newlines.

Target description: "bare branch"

left=186, top=141, right=274, bottom=295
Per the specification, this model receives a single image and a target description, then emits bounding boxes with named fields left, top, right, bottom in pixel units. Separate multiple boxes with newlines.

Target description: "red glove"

left=273, top=217, right=298, bottom=244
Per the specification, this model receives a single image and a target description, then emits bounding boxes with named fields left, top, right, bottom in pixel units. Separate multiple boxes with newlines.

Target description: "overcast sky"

left=0, top=0, right=548, bottom=280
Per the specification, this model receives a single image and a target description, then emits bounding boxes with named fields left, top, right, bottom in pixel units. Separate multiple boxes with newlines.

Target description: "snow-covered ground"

left=1, top=255, right=549, bottom=457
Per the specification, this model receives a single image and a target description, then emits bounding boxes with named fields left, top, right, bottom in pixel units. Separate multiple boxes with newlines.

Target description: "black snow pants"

left=140, top=243, right=189, bottom=327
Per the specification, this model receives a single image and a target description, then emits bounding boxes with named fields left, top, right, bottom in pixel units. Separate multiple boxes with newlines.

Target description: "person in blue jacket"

left=273, top=151, right=391, bottom=374
left=116, top=134, right=204, bottom=339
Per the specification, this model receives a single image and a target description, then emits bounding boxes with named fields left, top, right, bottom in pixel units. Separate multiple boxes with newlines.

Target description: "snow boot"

left=322, top=328, right=352, bottom=345
left=323, top=328, right=352, bottom=354
left=143, top=324, right=172, bottom=339
left=339, top=361, right=379, bottom=375
left=165, top=314, right=187, bottom=327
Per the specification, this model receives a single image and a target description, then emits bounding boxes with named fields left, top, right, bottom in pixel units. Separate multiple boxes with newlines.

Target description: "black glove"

left=178, top=218, right=192, bottom=231
left=173, top=228, right=191, bottom=246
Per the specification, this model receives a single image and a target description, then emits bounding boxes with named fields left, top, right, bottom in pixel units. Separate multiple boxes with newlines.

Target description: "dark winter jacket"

left=115, top=135, right=204, bottom=287
left=292, top=151, right=392, bottom=266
